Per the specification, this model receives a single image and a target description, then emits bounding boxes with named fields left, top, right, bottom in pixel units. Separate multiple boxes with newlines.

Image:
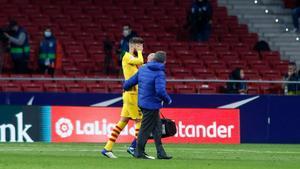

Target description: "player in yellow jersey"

left=102, top=37, right=153, bottom=159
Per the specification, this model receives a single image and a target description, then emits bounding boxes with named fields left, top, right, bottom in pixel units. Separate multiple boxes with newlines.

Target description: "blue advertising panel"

left=0, top=92, right=299, bottom=143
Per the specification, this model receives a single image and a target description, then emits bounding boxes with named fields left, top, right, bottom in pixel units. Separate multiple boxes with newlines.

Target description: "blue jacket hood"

left=147, top=62, right=165, bottom=71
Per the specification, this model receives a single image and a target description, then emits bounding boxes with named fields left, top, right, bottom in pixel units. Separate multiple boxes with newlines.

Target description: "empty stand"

left=0, top=0, right=287, bottom=94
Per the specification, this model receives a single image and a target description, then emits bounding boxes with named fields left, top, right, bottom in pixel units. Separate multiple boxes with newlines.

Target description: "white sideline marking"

left=91, top=97, right=122, bottom=107
left=27, top=96, right=34, bottom=105
left=218, top=96, right=259, bottom=108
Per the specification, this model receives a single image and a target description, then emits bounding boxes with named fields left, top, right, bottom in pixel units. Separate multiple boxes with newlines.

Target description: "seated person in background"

left=4, top=20, right=30, bottom=73
left=226, top=68, right=247, bottom=94
left=292, top=0, right=300, bottom=33
left=39, top=28, right=62, bottom=76
left=186, top=0, right=212, bottom=42
left=283, top=62, right=299, bottom=95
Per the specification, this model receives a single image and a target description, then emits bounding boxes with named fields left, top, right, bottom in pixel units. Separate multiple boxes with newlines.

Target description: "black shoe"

left=135, top=153, right=155, bottom=160
left=157, top=155, right=173, bottom=160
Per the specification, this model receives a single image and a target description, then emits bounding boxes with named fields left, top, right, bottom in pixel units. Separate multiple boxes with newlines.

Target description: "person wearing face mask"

left=117, top=24, right=138, bottom=65
left=187, top=0, right=213, bottom=42
left=38, top=28, right=58, bottom=75
left=4, top=20, right=30, bottom=73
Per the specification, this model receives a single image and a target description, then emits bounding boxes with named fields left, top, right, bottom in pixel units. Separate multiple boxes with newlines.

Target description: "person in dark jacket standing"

left=187, top=0, right=213, bottom=42
left=291, top=0, right=300, bottom=33
left=4, top=20, right=30, bottom=73
left=39, top=28, right=57, bottom=75
left=124, top=51, right=172, bottom=160
left=117, top=25, right=138, bottom=65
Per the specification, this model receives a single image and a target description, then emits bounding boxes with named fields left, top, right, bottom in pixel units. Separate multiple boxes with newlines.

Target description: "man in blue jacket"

left=123, top=51, right=172, bottom=160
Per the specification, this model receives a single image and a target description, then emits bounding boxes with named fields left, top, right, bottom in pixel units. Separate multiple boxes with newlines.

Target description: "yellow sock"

left=134, top=121, right=141, bottom=139
left=104, top=121, right=127, bottom=151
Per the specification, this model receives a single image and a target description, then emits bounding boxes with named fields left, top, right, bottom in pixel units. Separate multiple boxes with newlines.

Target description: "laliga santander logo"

left=56, top=118, right=74, bottom=138
left=54, top=117, right=136, bottom=138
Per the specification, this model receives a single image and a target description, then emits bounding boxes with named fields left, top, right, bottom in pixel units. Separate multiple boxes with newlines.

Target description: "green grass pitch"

left=0, top=143, right=299, bottom=169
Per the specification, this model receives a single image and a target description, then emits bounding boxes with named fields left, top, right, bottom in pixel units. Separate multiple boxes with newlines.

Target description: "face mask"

left=12, top=26, right=18, bottom=32
left=123, top=30, right=130, bottom=37
left=44, top=31, right=52, bottom=38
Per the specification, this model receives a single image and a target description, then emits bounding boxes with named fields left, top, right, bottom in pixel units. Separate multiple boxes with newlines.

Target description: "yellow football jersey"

left=121, top=51, right=144, bottom=119
left=122, top=51, right=144, bottom=80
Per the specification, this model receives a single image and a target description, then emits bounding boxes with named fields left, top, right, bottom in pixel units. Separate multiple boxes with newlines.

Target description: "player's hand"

left=4, top=33, right=10, bottom=38
left=135, top=44, right=143, bottom=52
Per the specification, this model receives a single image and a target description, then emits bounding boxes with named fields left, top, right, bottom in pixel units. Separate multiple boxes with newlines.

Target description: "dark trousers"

left=39, top=64, right=54, bottom=76
left=13, top=57, right=29, bottom=74
left=135, top=108, right=167, bottom=157
left=191, top=24, right=211, bottom=42
left=292, top=7, right=300, bottom=29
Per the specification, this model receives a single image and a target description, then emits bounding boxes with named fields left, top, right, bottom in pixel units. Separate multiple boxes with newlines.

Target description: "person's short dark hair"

left=289, top=62, right=297, bottom=66
left=154, top=51, right=167, bottom=63
left=129, top=37, right=144, bottom=44
left=8, top=20, right=18, bottom=29
left=123, top=24, right=131, bottom=29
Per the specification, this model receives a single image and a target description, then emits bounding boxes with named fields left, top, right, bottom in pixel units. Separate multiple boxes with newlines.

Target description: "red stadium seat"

left=149, top=43, right=169, bottom=51
left=174, top=84, right=196, bottom=94
left=261, top=70, right=282, bottom=80
left=65, top=83, right=87, bottom=93
left=23, top=83, right=44, bottom=92
left=157, top=33, right=177, bottom=42
left=1, top=83, right=22, bottom=92
left=109, top=84, right=123, bottom=93
left=247, top=86, right=260, bottom=95
left=220, top=34, right=240, bottom=44
left=261, top=51, right=281, bottom=61
left=205, top=60, right=227, bottom=70
left=44, top=83, right=66, bottom=93
left=171, top=68, right=192, bottom=78
left=197, top=84, right=217, bottom=94
left=218, top=51, right=240, bottom=60
left=226, top=60, right=248, bottom=69
left=193, top=68, right=216, bottom=79
left=231, top=43, right=250, bottom=53
left=240, top=51, right=260, bottom=61
left=169, top=42, right=190, bottom=51
left=182, top=59, right=205, bottom=69
left=229, top=24, right=249, bottom=34
left=210, top=43, right=230, bottom=52
left=175, top=50, right=197, bottom=60
left=87, top=83, right=109, bottom=93
left=198, top=51, right=218, bottom=61
left=248, top=60, right=271, bottom=71
left=271, top=60, right=289, bottom=75
left=190, top=43, right=210, bottom=52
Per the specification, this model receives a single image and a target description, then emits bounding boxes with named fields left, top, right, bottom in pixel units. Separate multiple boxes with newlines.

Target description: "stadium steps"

left=218, top=0, right=300, bottom=65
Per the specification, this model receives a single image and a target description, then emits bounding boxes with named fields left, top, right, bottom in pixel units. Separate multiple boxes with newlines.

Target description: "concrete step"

left=274, top=42, right=300, bottom=47
left=219, top=0, right=295, bottom=62
left=280, top=47, right=300, bottom=52
left=284, top=51, right=300, bottom=57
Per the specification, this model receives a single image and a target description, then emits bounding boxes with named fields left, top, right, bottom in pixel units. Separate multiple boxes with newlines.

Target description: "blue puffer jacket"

left=123, top=61, right=172, bottom=110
